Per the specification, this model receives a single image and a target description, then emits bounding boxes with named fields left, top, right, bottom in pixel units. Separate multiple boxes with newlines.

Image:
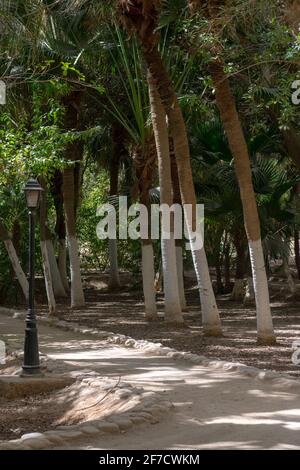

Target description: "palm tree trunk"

left=144, top=50, right=221, bottom=335
left=62, top=91, right=85, bottom=308
left=141, top=240, right=157, bottom=319
left=170, top=144, right=187, bottom=310
left=41, top=176, right=66, bottom=298
left=118, top=0, right=221, bottom=334
left=45, top=227, right=67, bottom=298
left=244, top=276, right=255, bottom=305
left=108, top=239, right=120, bottom=288
left=284, top=260, right=296, bottom=295
left=209, top=60, right=275, bottom=344
left=63, top=166, right=85, bottom=307
left=108, top=129, right=121, bottom=289
left=148, top=72, right=183, bottom=324
left=134, top=141, right=158, bottom=320
left=58, top=239, right=68, bottom=291
left=0, top=219, right=29, bottom=301
left=175, top=242, right=187, bottom=311
left=51, top=170, right=69, bottom=292
left=39, top=186, right=56, bottom=315
left=231, top=231, right=247, bottom=301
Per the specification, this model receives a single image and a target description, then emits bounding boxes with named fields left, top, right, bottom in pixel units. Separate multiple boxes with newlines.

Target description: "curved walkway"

left=1, top=313, right=300, bottom=450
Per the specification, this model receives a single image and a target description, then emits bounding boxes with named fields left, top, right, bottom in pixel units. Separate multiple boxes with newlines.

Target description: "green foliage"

left=77, top=166, right=142, bottom=272
left=1, top=0, right=300, bottom=303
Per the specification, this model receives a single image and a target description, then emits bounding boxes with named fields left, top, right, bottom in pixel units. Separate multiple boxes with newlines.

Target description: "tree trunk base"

left=230, top=279, right=245, bottom=301
left=203, top=325, right=223, bottom=337
left=164, top=312, right=185, bottom=325
left=145, top=312, right=159, bottom=321
left=257, top=334, right=277, bottom=345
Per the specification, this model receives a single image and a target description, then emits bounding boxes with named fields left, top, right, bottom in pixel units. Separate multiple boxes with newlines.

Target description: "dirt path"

left=8, top=273, right=300, bottom=376
left=32, top=278, right=300, bottom=377
left=1, top=313, right=300, bottom=449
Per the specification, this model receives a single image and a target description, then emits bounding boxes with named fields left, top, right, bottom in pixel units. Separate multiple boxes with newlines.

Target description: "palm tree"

left=107, top=125, right=124, bottom=290
left=148, top=72, right=183, bottom=323
left=170, top=143, right=187, bottom=310
left=39, top=180, right=56, bottom=314
left=208, top=65, right=275, bottom=345
left=92, top=29, right=159, bottom=318
left=133, top=139, right=158, bottom=320
left=40, top=177, right=67, bottom=301
left=198, top=123, right=299, bottom=310
left=51, top=170, right=69, bottom=292
left=118, top=0, right=222, bottom=335
left=188, top=0, right=275, bottom=344
left=62, top=90, right=85, bottom=308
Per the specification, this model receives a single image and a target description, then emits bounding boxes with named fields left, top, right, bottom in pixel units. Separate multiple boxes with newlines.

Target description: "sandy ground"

left=8, top=272, right=300, bottom=376
left=42, top=280, right=300, bottom=377
left=1, top=314, right=300, bottom=450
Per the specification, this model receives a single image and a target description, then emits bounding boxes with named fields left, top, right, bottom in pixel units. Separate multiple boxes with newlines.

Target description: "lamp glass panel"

left=25, top=190, right=40, bottom=209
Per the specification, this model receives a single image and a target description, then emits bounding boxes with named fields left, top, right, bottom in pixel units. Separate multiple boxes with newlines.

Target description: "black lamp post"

left=22, top=177, right=43, bottom=376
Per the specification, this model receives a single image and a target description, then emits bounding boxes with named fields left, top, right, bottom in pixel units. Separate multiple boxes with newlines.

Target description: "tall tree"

left=62, top=90, right=85, bottom=308
left=189, top=0, right=275, bottom=344
left=39, top=182, right=56, bottom=314
left=119, top=0, right=222, bottom=335
left=133, top=139, right=158, bottom=320
left=148, top=72, right=183, bottom=323
left=51, top=170, right=70, bottom=293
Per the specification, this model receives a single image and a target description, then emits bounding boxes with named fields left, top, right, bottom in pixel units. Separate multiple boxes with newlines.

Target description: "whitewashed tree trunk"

left=142, top=243, right=158, bottom=320
left=40, top=240, right=56, bottom=315
left=244, top=276, right=255, bottom=304
left=143, top=45, right=221, bottom=333
left=148, top=72, right=183, bottom=324
left=209, top=60, right=275, bottom=344
left=39, top=180, right=57, bottom=314
left=4, top=240, right=29, bottom=301
left=68, top=236, right=85, bottom=308
left=46, top=239, right=67, bottom=298
left=161, top=236, right=183, bottom=323
left=283, top=260, right=296, bottom=295
left=63, top=163, right=85, bottom=308
left=249, top=240, right=275, bottom=343
left=154, top=261, right=163, bottom=292
left=176, top=244, right=187, bottom=310
left=231, top=278, right=245, bottom=301
left=58, top=239, right=69, bottom=292
left=108, top=238, right=120, bottom=289
left=190, top=242, right=223, bottom=335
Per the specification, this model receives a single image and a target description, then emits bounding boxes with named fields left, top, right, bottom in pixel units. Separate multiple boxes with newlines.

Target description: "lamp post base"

left=20, top=366, right=44, bottom=377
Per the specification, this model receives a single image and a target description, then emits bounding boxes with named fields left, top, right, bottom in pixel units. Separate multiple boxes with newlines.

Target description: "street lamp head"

left=24, top=177, right=43, bottom=209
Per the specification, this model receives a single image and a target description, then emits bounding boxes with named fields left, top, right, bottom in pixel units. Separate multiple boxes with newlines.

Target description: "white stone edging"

left=37, top=313, right=300, bottom=390
left=1, top=307, right=299, bottom=389
left=1, top=306, right=300, bottom=451
left=0, top=308, right=174, bottom=450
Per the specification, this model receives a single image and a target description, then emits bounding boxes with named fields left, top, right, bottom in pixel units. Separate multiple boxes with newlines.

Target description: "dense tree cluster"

left=0, top=0, right=299, bottom=345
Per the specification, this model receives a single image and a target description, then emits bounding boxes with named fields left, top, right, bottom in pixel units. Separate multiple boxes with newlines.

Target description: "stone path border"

left=0, top=385, right=173, bottom=450
left=2, top=307, right=300, bottom=389
left=29, top=310, right=300, bottom=391
left=0, top=308, right=174, bottom=450
left=1, top=306, right=300, bottom=450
